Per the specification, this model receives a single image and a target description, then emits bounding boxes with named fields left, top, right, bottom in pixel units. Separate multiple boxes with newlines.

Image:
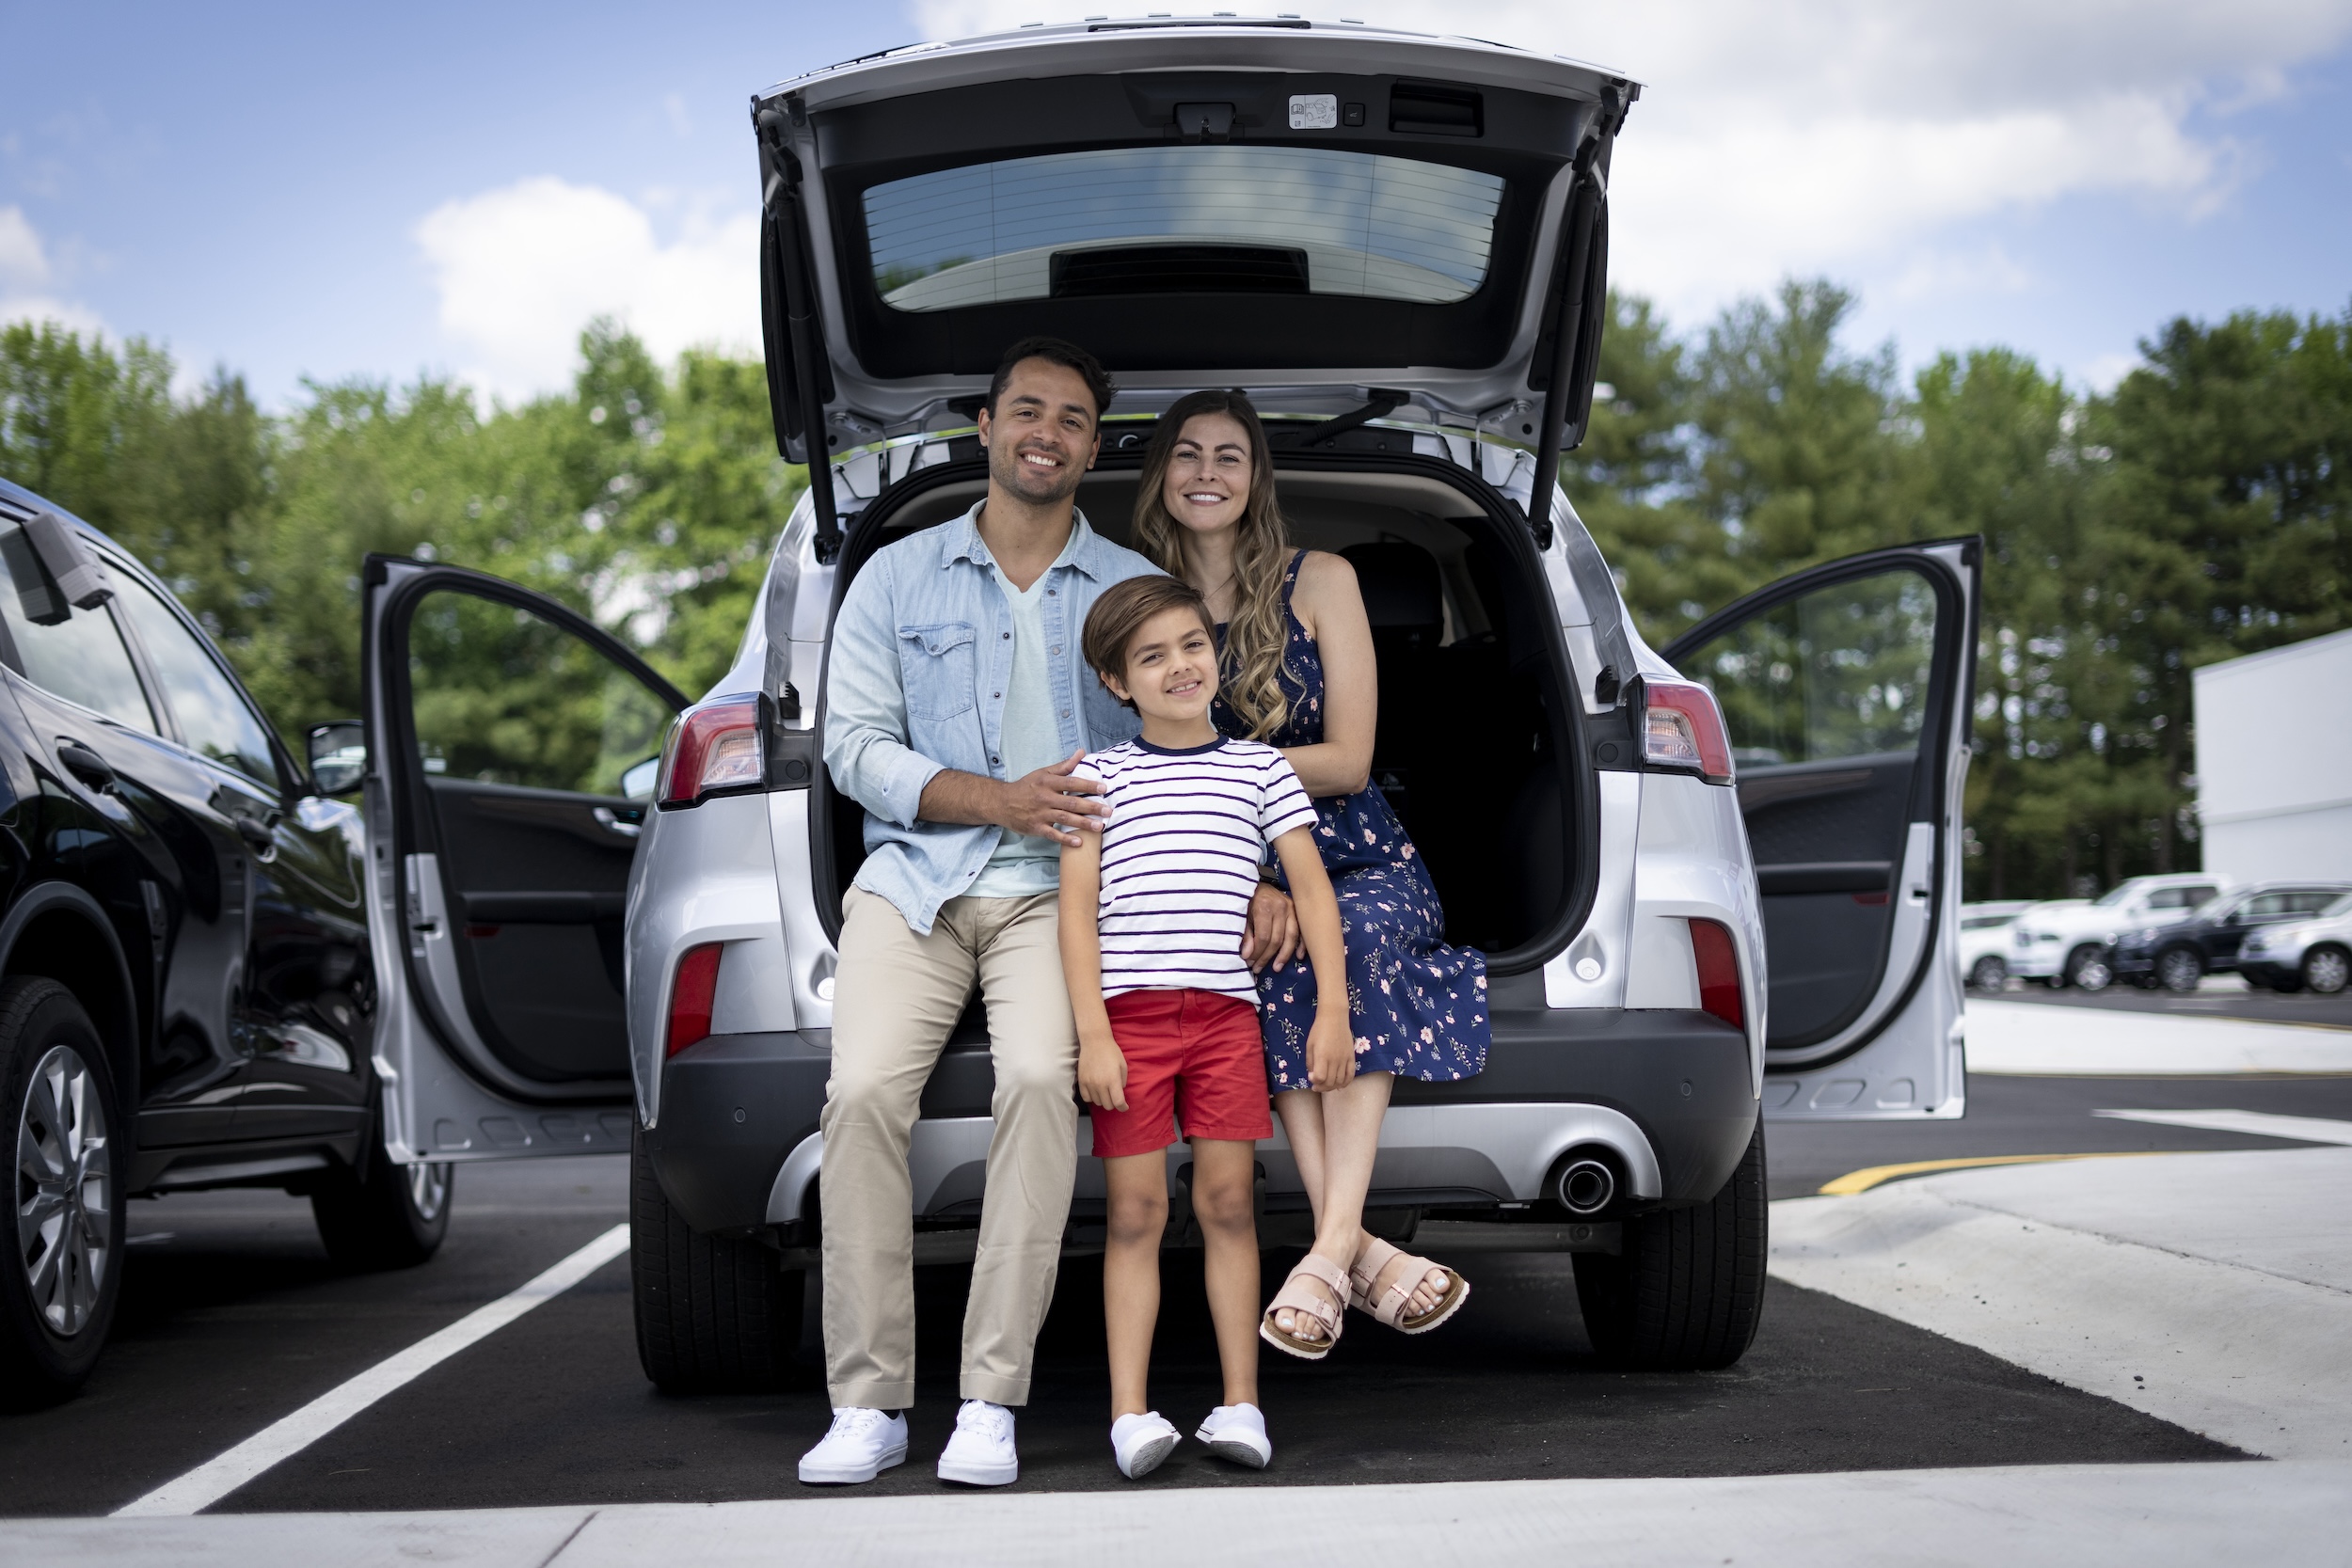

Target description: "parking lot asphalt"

left=10, top=1071, right=2346, bottom=1517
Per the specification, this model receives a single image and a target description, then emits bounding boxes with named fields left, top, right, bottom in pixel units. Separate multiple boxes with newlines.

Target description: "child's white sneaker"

left=1111, top=1411, right=1182, bottom=1479
left=797, top=1406, right=908, bottom=1484
left=1194, top=1403, right=1271, bottom=1468
left=937, top=1399, right=1019, bottom=1486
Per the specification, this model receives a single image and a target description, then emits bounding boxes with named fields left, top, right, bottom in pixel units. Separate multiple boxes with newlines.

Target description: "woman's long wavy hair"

left=1131, top=389, right=1294, bottom=739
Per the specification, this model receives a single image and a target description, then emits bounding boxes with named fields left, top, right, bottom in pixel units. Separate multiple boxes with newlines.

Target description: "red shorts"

left=1089, top=989, right=1273, bottom=1158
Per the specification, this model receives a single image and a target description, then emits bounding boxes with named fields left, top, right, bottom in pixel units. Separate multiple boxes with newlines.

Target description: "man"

left=801, top=339, right=1296, bottom=1487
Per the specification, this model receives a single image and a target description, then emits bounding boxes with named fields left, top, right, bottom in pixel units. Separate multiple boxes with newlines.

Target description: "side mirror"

left=619, top=754, right=660, bottom=800
left=308, top=720, right=367, bottom=797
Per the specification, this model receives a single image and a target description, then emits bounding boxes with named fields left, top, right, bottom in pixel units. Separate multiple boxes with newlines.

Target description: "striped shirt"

left=1074, top=736, right=1318, bottom=1002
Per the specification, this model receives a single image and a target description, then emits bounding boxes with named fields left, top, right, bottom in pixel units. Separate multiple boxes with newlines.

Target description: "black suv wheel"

left=631, top=1126, right=806, bottom=1392
left=2156, top=946, right=2204, bottom=993
left=311, top=1112, right=453, bottom=1271
left=1, top=978, right=124, bottom=1405
left=1574, top=1117, right=1767, bottom=1370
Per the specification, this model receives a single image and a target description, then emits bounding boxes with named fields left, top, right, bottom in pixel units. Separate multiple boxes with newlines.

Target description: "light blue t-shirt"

left=965, top=566, right=1065, bottom=897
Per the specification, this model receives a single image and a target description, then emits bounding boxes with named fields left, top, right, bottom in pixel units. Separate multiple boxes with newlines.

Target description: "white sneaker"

left=1110, top=1411, right=1182, bottom=1480
left=798, top=1406, right=908, bottom=1485
left=937, top=1399, right=1019, bottom=1486
left=1195, top=1403, right=1271, bottom=1469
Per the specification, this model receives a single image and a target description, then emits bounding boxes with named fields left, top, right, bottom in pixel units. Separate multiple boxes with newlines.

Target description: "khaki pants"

left=819, top=885, right=1077, bottom=1409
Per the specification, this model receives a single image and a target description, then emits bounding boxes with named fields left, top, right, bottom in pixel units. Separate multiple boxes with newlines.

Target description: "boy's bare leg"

left=1103, top=1152, right=1169, bottom=1418
left=1188, top=1139, right=1260, bottom=1408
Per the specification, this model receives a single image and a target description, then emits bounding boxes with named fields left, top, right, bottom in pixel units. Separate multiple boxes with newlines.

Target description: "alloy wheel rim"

left=2160, top=951, right=2201, bottom=991
left=408, top=1162, right=451, bottom=1223
left=2312, top=951, right=2350, bottom=994
left=15, top=1044, right=111, bottom=1338
left=2074, top=958, right=2111, bottom=991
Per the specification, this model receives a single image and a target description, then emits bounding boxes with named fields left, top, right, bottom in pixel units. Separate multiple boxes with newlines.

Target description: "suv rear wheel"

left=0, top=978, right=124, bottom=1405
left=1967, top=955, right=2007, bottom=990
left=1573, top=1117, right=1766, bottom=1370
left=631, top=1126, right=806, bottom=1392
left=2156, top=946, right=2204, bottom=993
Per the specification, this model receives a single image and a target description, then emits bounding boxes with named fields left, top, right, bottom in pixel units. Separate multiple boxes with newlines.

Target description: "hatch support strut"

left=1524, top=144, right=1607, bottom=554
left=757, top=105, right=842, bottom=563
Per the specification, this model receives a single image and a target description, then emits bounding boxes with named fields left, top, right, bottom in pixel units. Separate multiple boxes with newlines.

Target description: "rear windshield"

left=863, top=146, right=1507, bottom=312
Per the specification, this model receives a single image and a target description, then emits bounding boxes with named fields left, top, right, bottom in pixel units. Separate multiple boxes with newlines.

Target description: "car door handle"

left=56, top=739, right=115, bottom=789
left=592, top=805, right=642, bottom=839
left=234, top=816, right=276, bottom=851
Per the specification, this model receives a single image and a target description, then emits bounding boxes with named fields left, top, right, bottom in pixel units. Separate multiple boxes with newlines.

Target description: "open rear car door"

left=360, top=556, right=686, bottom=1164
left=1664, top=539, right=1981, bottom=1118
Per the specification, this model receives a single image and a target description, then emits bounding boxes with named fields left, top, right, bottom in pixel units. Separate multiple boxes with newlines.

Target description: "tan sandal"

left=1348, top=1238, right=1470, bottom=1335
left=1260, top=1253, right=1349, bottom=1361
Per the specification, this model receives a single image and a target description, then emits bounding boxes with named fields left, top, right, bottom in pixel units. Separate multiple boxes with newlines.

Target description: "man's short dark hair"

left=985, top=337, right=1115, bottom=422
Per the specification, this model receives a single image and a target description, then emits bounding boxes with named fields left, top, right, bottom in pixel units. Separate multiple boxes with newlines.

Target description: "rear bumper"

left=644, top=1006, right=1757, bottom=1235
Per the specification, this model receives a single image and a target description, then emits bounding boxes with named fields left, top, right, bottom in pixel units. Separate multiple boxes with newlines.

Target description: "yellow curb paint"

left=1817, top=1150, right=2175, bottom=1196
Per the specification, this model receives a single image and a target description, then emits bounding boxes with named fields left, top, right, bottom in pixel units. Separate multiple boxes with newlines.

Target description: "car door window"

left=2242, top=894, right=2290, bottom=919
left=111, top=575, right=279, bottom=787
left=1676, top=565, right=1942, bottom=1048
left=2290, top=892, right=2341, bottom=915
left=404, top=586, right=675, bottom=1085
left=0, top=525, right=156, bottom=732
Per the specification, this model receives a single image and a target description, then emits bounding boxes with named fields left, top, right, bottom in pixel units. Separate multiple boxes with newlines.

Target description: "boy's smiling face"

left=1103, top=604, right=1220, bottom=729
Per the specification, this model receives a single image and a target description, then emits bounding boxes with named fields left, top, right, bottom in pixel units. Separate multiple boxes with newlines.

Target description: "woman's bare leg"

left=1269, top=1074, right=1451, bottom=1341
left=1103, top=1152, right=1168, bottom=1418
left=1188, top=1139, right=1260, bottom=1408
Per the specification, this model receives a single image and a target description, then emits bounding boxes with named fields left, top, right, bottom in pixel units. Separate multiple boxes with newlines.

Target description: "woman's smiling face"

left=1160, top=411, right=1253, bottom=540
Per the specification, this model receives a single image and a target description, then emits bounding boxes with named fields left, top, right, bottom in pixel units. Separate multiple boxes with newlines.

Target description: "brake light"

left=1643, top=679, right=1734, bottom=784
left=658, top=694, right=763, bottom=807
left=665, top=943, right=723, bottom=1057
left=1689, top=919, right=1744, bottom=1030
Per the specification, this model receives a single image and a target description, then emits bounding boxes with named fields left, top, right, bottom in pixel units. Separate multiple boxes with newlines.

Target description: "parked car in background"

left=1957, top=900, right=2036, bottom=990
left=2007, top=874, right=2227, bottom=990
left=2113, top=882, right=2351, bottom=992
left=0, top=479, right=447, bottom=1404
left=2238, top=894, right=2352, bottom=994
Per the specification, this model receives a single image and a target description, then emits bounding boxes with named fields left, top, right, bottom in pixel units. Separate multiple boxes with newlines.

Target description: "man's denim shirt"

left=822, top=502, right=1161, bottom=934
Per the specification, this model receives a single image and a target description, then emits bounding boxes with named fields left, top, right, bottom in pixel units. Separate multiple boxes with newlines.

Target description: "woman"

left=1132, top=388, right=1491, bottom=1357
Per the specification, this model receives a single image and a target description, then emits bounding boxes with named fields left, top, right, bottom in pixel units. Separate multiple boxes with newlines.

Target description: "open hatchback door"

left=1665, top=539, right=1982, bottom=1118
left=360, top=555, right=687, bottom=1164
left=751, top=17, right=1637, bottom=560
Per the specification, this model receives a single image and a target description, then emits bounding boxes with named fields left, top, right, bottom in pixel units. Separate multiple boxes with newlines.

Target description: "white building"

left=2194, top=626, right=2352, bottom=881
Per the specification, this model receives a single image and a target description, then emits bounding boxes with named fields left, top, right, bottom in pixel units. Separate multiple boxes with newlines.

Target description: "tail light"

left=665, top=943, right=723, bottom=1057
left=1642, top=679, right=1735, bottom=784
left=658, top=694, right=763, bottom=808
left=1689, top=919, right=1744, bottom=1030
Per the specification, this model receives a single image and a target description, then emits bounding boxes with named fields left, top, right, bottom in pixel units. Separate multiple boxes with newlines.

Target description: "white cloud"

left=905, top=0, right=2352, bottom=321
left=0, top=204, right=111, bottom=340
left=414, top=177, right=759, bottom=404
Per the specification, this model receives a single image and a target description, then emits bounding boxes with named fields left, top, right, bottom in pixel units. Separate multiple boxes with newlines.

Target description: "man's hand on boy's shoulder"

left=918, top=750, right=1111, bottom=847
left=1077, top=1032, right=1130, bottom=1112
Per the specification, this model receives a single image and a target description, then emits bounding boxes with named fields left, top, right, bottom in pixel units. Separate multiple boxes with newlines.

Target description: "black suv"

left=2112, top=882, right=2351, bottom=992
left=0, top=479, right=441, bottom=1403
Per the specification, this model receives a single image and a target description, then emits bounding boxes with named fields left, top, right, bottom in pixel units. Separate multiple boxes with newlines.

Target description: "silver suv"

left=352, top=18, right=1979, bottom=1390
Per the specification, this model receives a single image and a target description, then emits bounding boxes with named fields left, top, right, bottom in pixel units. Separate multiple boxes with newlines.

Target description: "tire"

left=2156, top=947, right=2205, bottom=994
left=310, top=1119, right=453, bottom=1271
left=0, top=978, right=125, bottom=1406
left=631, top=1125, right=806, bottom=1392
left=2303, top=945, right=2351, bottom=997
left=2065, top=944, right=2113, bottom=992
left=1573, top=1117, right=1767, bottom=1370
left=1967, top=955, right=2007, bottom=991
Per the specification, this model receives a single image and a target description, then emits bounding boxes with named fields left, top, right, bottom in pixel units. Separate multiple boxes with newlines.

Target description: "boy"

left=1058, top=575, right=1352, bottom=1480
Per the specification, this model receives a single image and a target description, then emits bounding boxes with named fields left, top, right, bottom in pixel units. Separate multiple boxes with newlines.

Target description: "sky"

left=4, top=0, right=2349, bottom=409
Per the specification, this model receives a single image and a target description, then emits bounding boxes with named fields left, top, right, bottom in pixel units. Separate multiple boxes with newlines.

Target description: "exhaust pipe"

left=1555, top=1157, right=1616, bottom=1216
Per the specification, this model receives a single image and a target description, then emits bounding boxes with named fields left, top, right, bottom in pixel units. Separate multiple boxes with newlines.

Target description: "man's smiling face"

left=978, top=357, right=1101, bottom=508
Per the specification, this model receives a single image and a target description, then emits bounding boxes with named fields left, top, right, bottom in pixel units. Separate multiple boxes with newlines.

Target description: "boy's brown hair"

left=1082, top=575, right=1216, bottom=710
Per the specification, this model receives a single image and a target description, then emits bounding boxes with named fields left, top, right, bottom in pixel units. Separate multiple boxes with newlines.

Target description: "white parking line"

left=2094, top=1108, right=2352, bottom=1145
left=113, top=1224, right=630, bottom=1518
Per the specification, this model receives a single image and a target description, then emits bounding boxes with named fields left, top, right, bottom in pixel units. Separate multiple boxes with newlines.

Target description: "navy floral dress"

left=1214, top=553, right=1489, bottom=1088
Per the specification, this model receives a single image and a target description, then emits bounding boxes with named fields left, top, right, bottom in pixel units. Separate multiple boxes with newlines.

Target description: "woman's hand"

left=1307, top=1010, right=1357, bottom=1092
left=1078, top=1033, right=1130, bottom=1112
